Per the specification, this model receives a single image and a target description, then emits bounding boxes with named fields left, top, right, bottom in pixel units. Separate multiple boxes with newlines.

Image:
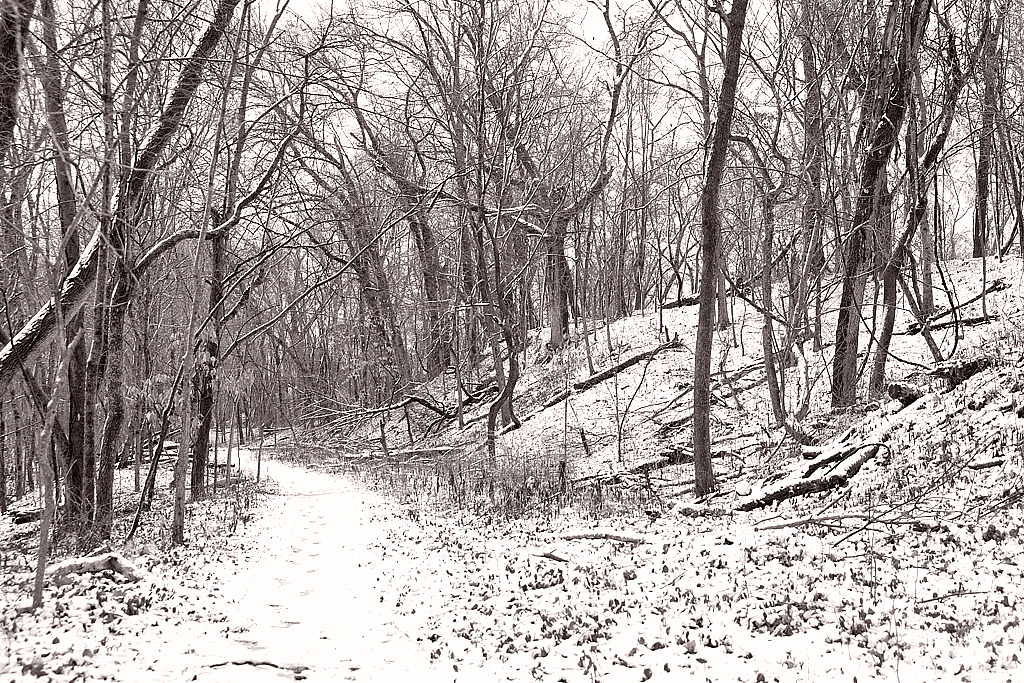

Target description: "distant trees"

left=0, top=0, right=297, bottom=544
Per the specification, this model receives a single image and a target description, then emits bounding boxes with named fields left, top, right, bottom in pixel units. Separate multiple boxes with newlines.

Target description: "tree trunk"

left=921, top=182, right=935, bottom=316
left=798, top=1, right=826, bottom=349
left=94, top=272, right=130, bottom=537
left=406, top=200, right=448, bottom=377
left=0, top=403, right=6, bottom=513
left=831, top=0, right=931, bottom=408
left=761, top=194, right=784, bottom=426
left=12, top=394, right=23, bottom=499
left=90, top=0, right=119, bottom=533
left=36, top=0, right=88, bottom=522
left=867, top=13, right=980, bottom=394
left=190, top=231, right=224, bottom=499
left=544, top=218, right=571, bottom=350
left=974, top=5, right=997, bottom=258
left=0, top=0, right=33, bottom=158
left=693, top=0, right=748, bottom=498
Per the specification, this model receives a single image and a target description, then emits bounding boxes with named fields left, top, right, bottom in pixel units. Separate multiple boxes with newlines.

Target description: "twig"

left=916, top=590, right=989, bottom=605
left=557, top=531, right=646, bottom=544
left=756, top=513, right=940, bottom=531
left=208, top=660, right=309, bottom=673
left=968, top=458, right=1004, bottom=470
left=534, top=551, right=572, bottom=563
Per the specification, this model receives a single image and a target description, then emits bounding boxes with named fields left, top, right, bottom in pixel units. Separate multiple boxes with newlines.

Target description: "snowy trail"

left=114, top=458, right=458, bottom=683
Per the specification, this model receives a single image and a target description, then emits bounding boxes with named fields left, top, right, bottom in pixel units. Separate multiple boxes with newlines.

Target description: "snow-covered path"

left=113, top=459, right=458, bottom=683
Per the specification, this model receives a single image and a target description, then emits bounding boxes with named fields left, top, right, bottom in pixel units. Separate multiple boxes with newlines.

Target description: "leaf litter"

left=3, top=256, right=1024, bottom=682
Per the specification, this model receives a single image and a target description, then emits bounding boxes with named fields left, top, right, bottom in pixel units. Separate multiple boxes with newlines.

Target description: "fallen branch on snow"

left=46, top=552, right=146, bottom=582
left=557, top=531, right=647, bottom=545
left=738, top=395, right=936, bottom=512
left=534, top=550, right=572, bottom=563
left=571, top=341, right=682, bottom=393
left=968, top=458, right=1004, bottom=470
left=754, top=512, right=948, bottom=531
left=737, top=444, right=880, bottom=512
left=209, top=660, right=309, bottom=673
left=901, top=277, right=1009, bottom=335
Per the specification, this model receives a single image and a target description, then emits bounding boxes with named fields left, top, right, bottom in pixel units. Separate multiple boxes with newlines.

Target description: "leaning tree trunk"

left=831, top=0, right=932, bottom=408
left=0, top=403, right=6, bottom=513
left=868, top=13, right=982, bottom=394
left=692, top=0, right=748, bottom=498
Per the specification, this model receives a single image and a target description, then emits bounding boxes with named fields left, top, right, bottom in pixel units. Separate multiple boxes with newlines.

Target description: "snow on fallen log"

left=737, top=394, right=933, bottom=512
left=737, top=444, right=880, bottom=512
left=571, top=340, right=682, bottom=392
left=46, top=552, right=146, bottom=583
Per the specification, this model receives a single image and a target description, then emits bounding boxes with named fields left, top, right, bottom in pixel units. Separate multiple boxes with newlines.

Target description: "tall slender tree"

left=692, top=0, right=748, bottom=497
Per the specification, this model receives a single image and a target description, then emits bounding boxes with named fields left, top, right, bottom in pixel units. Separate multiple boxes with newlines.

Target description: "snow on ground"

left=6, top=444, right=1024, bottom=682
left=4, top=255, right=1024, bottom=682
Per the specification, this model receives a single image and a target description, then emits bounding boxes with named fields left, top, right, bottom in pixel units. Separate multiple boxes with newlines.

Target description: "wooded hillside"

left=1, top=0, right=1021, bottom=548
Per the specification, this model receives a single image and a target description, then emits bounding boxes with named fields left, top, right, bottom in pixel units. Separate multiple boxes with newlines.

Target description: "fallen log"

left=543, top=389, right=571, bottom=408
left=738, top=395, right=930, bottom=512
left=901, top=278, right=1009, bottom=335
left=800, top=442, right=864, bottom=479
left=46, top=552, right=146, bottom=582
left=572, top=340, right=682, bottom=393
left=9, top=508, right=42, bottom=524
left=930, top=356, right=992, bottom=386
left=661, top=294, right=700, bottom=309
left=737, top=444, right=880, bottom=512
left=887, top=380, right=925, bottom=406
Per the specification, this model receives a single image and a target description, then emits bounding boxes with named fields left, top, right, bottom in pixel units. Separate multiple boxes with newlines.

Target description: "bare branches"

left=0, top=0, right=245, bottom=387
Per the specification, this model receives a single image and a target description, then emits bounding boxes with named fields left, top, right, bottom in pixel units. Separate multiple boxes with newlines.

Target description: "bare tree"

left=692, top=0, right=748, bottom=497
left=830, top=0, right=932, bottom=408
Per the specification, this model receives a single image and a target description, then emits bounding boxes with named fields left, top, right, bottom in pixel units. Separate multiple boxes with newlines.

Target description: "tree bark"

left=693, top=0, right=748, bottom=498
left=0, top=0, right=33, bottom=158
left=405, top=200, right=448, bottom=377
left=0, top=403, right=6, bottom=513
left=36, top=0, right=89, bottom=522
left=761, top=194, right=784, bottom=426
left=544, top=215, right=572, bottom=350
left=798, top=0, right=826, bottom=349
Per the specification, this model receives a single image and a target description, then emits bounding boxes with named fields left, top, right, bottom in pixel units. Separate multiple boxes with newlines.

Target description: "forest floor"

left=3, top=255, right=1024, bottom=682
